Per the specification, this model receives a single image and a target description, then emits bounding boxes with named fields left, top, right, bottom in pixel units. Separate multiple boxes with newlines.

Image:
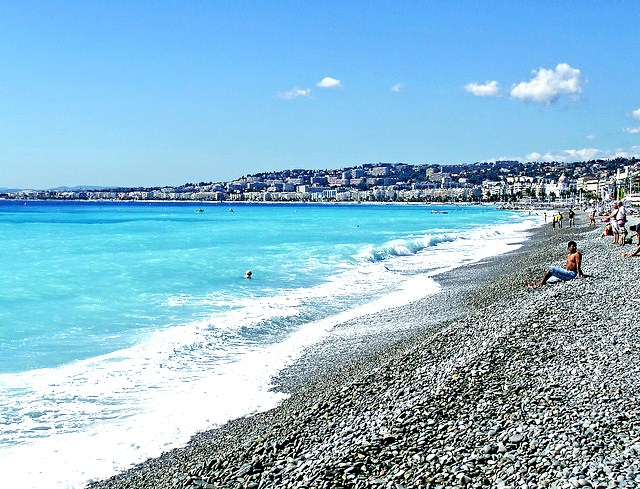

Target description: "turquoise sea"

left=0, top=201, right=542, bottom=488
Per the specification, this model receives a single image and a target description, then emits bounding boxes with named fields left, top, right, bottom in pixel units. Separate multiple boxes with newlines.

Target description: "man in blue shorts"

left=532, top=240, right=583, bottom=286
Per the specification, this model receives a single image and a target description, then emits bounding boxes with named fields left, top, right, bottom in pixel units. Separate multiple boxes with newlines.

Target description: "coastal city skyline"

left=6, top=157, right=638, bottom=204
left=3, top=2, right=640, bottom=189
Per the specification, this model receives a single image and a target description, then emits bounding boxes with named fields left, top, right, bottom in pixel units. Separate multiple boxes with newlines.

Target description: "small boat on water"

left=431, top=210, right=448, bottom=214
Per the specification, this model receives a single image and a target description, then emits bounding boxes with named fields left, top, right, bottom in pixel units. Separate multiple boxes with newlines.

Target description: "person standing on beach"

left=609, top=202, right=621, bottom=244
left=530, top=240, right=583, bottom=287
left=568, top=209, right=575, bottom=227
left=616, top=200, right=627, bottom=230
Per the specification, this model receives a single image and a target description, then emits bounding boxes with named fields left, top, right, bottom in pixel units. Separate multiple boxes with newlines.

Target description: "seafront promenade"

left=89, top=211, right=640, bottom=488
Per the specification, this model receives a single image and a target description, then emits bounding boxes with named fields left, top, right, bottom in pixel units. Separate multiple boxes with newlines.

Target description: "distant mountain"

left=48, top=186, right=114, bottom=191
left=1, top=186, right=116, bottom=192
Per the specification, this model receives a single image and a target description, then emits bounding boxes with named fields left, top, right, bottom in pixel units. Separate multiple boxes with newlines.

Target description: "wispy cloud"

left=278, top=88, right=312, bottom=100
left=464, top=80, right=500, bottom=97
left=316, top=77, right=341, bottom=88
left=622, top=108, right=640, bottom=133
left=390, top=83, right=404, bottom=93
left=510, top=63, right=583, bottom=105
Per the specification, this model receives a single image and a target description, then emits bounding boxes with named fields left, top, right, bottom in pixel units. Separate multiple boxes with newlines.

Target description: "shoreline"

left=1, top=197, right=567, bottom=210
left=88, top=212, right=640, bottom=488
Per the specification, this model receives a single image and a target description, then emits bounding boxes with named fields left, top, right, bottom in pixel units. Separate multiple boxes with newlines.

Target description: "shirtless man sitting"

left=530, top=240, right=583, bottom=286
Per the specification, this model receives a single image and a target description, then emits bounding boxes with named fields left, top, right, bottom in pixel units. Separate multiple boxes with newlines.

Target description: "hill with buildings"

left=3, top=158, right=639, bottom=204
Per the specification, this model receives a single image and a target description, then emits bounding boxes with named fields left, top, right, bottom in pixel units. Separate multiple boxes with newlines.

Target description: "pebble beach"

left=88, top=211, right=640, bottom=489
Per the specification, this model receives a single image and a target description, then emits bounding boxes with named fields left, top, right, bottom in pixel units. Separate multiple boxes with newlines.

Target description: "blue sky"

left=2, top=1, right=640, bottom=189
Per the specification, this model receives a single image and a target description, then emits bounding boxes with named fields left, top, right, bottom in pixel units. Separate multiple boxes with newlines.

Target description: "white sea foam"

left=0, top=205, right=543, bottom=488
left=0, top=263, right=442, bottom=488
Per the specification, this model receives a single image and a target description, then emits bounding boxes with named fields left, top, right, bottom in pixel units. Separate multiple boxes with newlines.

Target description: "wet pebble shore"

left=89, top=213, right=640, bottom=489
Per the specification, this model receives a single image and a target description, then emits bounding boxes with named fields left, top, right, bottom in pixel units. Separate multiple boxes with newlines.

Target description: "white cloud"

left=464, top=80, right=500, bottom=97
left=586, top=134, right=596, bottom=140
left=632, top=108, right=640, bottom=119
left=278, top=76, right=342, bottom=99
left=612, top=146, right=640, bottom=158
left=626, top=127, right=640, bottom=135
left=316, top=77, right=341, bottom=88
left=278, top=88, right=311, bottom=100
left=526, top=148, right=600, bottom=162
left=390, top=83, right=404, bottom=93
left=525, top=146, right=640, bottom=163
left=510, top=63, right=583, bottom=105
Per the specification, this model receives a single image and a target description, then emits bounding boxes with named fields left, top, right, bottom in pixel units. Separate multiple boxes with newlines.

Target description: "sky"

left=2, top=1, right=640, bottom=189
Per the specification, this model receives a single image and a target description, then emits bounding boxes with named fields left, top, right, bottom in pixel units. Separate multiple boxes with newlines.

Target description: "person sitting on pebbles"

left=633, top=224, right=640, bottom=245
left=621, top=244, right=640, bottom=258
left=599, top=223, right=613, bottom=238
left=527, top=240, right=583, bottom=287
left=619, top=221, right=629, bottom=246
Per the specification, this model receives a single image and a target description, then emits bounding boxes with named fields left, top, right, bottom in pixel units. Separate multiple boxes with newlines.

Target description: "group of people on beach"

left=595, top=200, right=640, bottom=257
left=599, top=201, right=630, bottom=245
left=546, top=209, right=575, bottom=229
left=531, top=200, right=640, bottom=287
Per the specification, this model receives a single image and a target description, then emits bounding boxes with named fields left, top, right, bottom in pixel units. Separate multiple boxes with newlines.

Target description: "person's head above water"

left=245, top=270, right=252, bottom=279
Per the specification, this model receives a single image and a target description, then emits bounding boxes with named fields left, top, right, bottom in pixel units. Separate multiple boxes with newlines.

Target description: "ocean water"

left=0, top=201, right=542, bottom=487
